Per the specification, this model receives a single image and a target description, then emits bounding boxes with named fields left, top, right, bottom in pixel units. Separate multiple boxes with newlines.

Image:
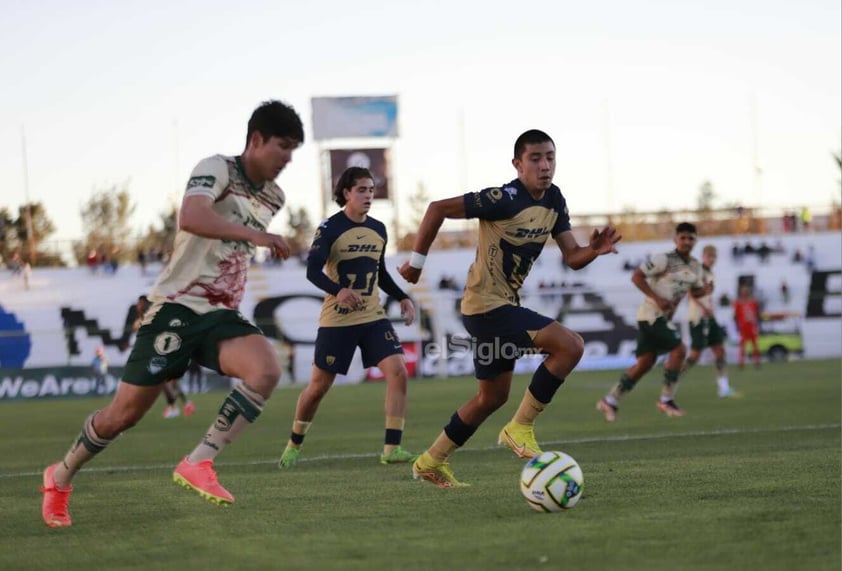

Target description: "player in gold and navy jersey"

left=279, top=167, right=418, bottom=468
left=399, top=129, right=621, bottom=487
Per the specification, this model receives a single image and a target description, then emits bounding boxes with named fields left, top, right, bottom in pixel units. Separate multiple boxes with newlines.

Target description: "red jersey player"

left=733, top=285, right=761, bottom=368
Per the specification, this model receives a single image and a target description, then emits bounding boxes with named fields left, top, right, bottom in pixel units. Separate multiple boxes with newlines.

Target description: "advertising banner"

left=311, top=96, right=398, bottom=140
left=329, top=148, right=390, bottom=200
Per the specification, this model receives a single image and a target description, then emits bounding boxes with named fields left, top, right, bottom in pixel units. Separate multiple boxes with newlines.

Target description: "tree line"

left=0, top=182, right=314, bottom=268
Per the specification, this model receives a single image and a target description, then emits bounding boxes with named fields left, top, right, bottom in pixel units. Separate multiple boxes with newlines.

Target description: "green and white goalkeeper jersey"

left=148, top=154, right=285, bottom=315
left=686, top=264, right=715, bottom=325
left=636, top=251, right=704, bottom=323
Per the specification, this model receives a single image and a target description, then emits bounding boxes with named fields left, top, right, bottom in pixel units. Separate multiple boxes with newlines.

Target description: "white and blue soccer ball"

left=520, top=451, right=584, bottom=512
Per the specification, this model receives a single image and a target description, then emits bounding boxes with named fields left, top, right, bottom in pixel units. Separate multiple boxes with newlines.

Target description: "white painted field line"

left=3, top=423, right=838, bottom=479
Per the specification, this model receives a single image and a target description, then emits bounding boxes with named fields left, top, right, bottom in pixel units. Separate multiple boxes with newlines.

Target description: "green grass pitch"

left=1, top=359, right=839, bottom=571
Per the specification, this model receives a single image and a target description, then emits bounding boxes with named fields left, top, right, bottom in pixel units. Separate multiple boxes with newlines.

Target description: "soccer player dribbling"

left=398, top=129, right=621, bottom=488
left=40, top=100, right=304, bottom=527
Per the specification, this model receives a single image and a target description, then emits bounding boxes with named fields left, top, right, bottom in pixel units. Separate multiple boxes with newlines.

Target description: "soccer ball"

left=520, top=451, right=584, bottom=512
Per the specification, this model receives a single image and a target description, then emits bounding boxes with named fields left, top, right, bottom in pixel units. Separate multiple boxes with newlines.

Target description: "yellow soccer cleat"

left=498, top=421, right=542, bottom=459
left=411, top=452, right=470, bottom=488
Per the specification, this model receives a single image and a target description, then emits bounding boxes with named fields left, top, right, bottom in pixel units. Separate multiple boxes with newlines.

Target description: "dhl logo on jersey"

left=345, top=244, right=379, bottom=253
left=511, top=227, right=548, bottom=239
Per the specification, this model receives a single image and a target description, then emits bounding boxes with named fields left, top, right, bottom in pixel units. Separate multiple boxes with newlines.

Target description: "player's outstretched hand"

left=590, top=226, right=622, bottom=255
left=254, top=232, right=292, bottom=260
left=399, top=298, right=415, bottom=326
left=398, top=262, right=421, bottom=284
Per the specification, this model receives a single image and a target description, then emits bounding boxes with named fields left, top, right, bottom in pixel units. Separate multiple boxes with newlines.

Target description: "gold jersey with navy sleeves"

left=308, top=211, right=408, bottom=327
left=461, top=179, right=571, bottom=315
left=149, top=154, right=285, bottom=316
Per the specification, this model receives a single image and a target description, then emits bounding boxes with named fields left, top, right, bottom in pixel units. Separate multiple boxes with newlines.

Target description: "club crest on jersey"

left=326, top=356, right=336, bottom=365
left=147, top=356, right=167, bottom=374
left=154, top=332, right=182, bottom=355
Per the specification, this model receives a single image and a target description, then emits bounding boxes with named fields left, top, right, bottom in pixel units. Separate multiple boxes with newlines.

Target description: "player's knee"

left=478, top=388, right=508, bottom=411
left=566, top=331, right=585, bottom=361
left=253, top=365, right=283, bottom=398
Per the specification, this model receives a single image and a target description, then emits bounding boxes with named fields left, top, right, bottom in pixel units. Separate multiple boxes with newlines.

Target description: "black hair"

left=513, top=129, right=555, bottom=159
left=675, top=222, right=697, bottom=234
left=334, top=167, right=374, bottom=206
left=246, top=100, right=304, bottom=148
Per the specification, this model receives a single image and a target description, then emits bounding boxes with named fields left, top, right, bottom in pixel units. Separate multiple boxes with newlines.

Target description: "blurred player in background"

left=733, top=285, right=761, bottom=368
left=399, top=129, right=621, bottom=488
left=278, top=166, right=418, bottom=469
left=683, top=245, right=737, bottom=398
left=597, top=222, right=706, bottom=422
left=161, top=379, right=196, bottom=418
left=40, top=100, right=303, bottom=527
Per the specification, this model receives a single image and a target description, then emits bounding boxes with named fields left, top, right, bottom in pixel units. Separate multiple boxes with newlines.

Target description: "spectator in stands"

left=86, top=249, right=98, bottom=273
left=731, top=242, right=743, bottom=264
left=757, top=242, right=771, bottom=264
left=780, top=280, right=790, bottom=305
left=91, top=346, right=108, bottom=395
left=137, top=249, right=147, bottom=275
left=800, top=206, right=812, bottom=232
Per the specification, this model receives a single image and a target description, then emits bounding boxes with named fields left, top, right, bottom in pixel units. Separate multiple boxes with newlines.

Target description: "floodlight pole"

left=21, top=126, right=36, bottom=265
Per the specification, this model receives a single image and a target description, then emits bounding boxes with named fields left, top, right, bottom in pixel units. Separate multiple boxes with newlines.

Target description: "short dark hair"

left=514, top=129, right=555, bottom=159
left=246, top=100, right=304, bottom=148
left=676, top=222, right=697, bottom=234
left=334, top=167, right=374, bottom=206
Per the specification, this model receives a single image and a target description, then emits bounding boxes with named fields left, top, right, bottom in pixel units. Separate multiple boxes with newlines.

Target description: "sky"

left=1, top=0, right=840, bottom=242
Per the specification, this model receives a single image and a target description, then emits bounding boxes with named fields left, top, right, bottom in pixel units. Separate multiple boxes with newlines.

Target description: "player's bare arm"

left=398, top=196, right=466, bottom=284
left=179, top=195, right=291, bottom=259
left=399, top=298, right=415, bottom=326
left=554, top=226, right=621, bottom=270
left=631, top=268, right=673, bottom=312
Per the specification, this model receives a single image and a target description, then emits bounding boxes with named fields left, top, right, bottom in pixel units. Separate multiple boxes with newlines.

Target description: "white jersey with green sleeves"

left=147, top=154, right=285, bottom=316
left=636, top=251, right=704, bottom=323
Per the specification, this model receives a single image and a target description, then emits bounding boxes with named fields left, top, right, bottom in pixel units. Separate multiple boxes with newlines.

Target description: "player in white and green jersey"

left=41, top=100, right=304, bottom=528
left=684, top=245, right=736, bottom=398
left=597, top=222, right=707, bottom=421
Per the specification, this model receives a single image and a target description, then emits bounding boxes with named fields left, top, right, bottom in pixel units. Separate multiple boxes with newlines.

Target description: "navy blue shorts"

left=462, top=305, right=554, bottom=379
left=314, top=319, right=404, bottom=375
